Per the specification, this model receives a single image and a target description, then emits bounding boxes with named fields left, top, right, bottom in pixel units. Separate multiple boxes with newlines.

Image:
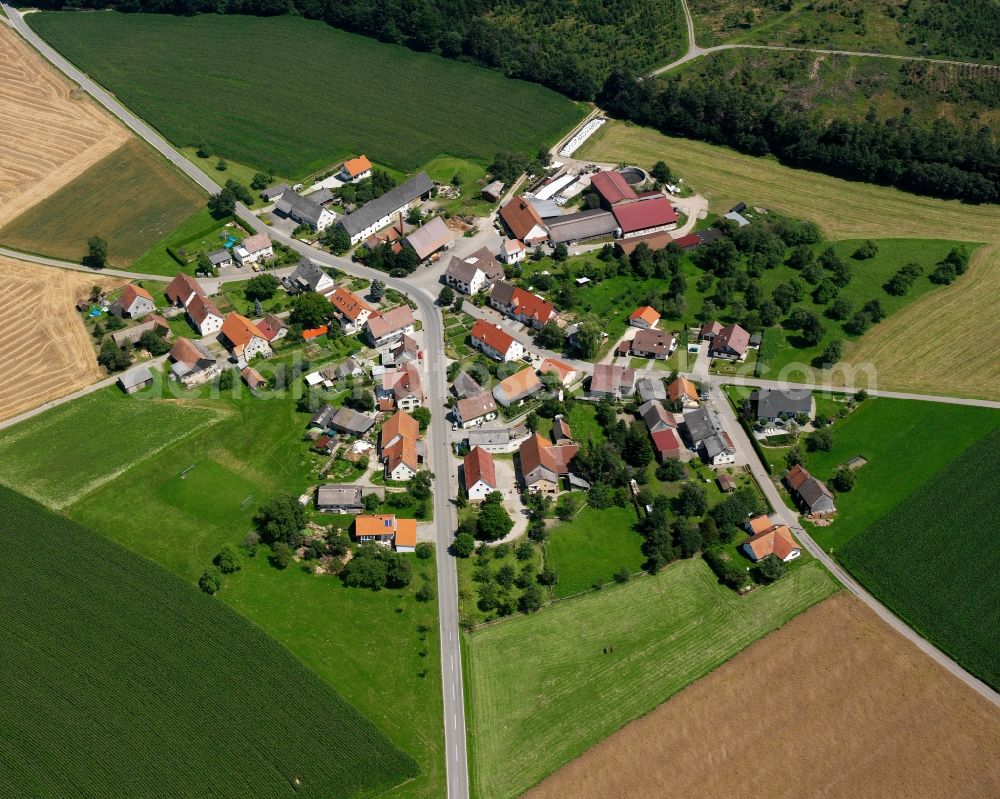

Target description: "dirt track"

left=0, top=256, right=122, bottom=423
left=525, top=593, right=1000, bottom=799
left=0, top=22, right=128, bottom=223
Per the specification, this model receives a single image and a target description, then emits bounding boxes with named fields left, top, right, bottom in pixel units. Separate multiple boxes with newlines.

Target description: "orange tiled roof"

left=629, top=305, right=660, bottom=326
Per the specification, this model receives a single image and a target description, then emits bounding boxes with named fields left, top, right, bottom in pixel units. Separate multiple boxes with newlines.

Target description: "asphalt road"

left=2, top=6, right=469, bottom=796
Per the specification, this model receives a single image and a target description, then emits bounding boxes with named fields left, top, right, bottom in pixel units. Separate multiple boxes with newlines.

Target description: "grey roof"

left=276, top=190, right=326, bottom=227
left=404, top=216, right=454, bottom=260
left=339, top=172, right=433, bottom=237
left=261, top=183, right=290, bottom=200
left=117, top=366, right=153, bottom=390
left=453, top=370, right=483, bottom=398
left=546, top=209, right=618, bottom=244
left=466, top=424, right=528, bottom=448
left=208, top=248, right=232, bottom=266
left=316, top=485, right=363, bottom=508
left=724, top=211, right=750, bottom=227
left=336, top=357, right=363, bottom=378
left=489, top=281, right=518, bottom=308
left=527, top=198, right=562, bottom=219
left=636, top=377, right=668, bottom=403
left=288, top=258, right=330, bottom=292
left=330, top=406, right=375, bottom=435
left=638, top=399, right=673, bottom=432
left=444, top=247, right=505, bottom=284
left=589, top=364, right=636, bottom=395
left=684, top=406, right=723, bottom=443
left=703, top=432, right=733, bottom=459
left=796, top=476, right=836, bottom=512
left=306, top=187, right=335, bottom=205
left=309, top=405, right=335, bottom=429
left=750, top=388, right=813, bottom=420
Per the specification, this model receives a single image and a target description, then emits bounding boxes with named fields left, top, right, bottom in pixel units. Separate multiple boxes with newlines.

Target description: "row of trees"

left=599, top=68, right=1000, bottom=203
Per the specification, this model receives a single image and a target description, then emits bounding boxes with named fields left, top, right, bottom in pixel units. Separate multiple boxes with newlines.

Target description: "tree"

left=251, top=172, right=272, bottom=190
left=613, top=565, right=632, bottom=583
left=196, top=251, right=215, bottom=277
left=570, top=317, right=603, bottom=359
left=385, top=553, right=412, bottom=588
left=814, top=339, right=843, bottom=368
left=535, top=321, right=563, bottom=349
left=196, top=141, right=211, bottom=159
left=341, top=545, right=388, bottom=590
left=290, top=291, right=332, bottom=328
left=438, top=285, right=455, bottom=306
left=806, top=426, right=834, bottom=452
left=496, top=563, right=516, bottom=588
left=97, top=337, right=131, bottom=372
left=831, top=465, right=856, bottom=492
left=410, top=470, right=433, bottom=500
left=785, top=446, right=804, bottom=468
left=554, top=493, right=580, bottom=521
left=656, top=458, right=686, bottom=481
left=451, top=532, right=475, bottom=558
left=623, top=421, right=654, bottom=468
left=370, top=279, right=386, bottom=301
left=216, top=158, right=228, bottom=171
left=270, top=542, right=293, bottom=569
left=518, top=585, right=543, bottom=613
left=552, top=242, right=569, bottom=262
left=199, top=567, right=222, bottom=594
left=476, top=500, right=514, bottom=542
left=245, top=273, right=279, bottom=301
left=225, top=180, right=254, bottom=205
left=321, top=225, right=351, bottom=255
left=416, top=580, right=436, bottom=602
left=650, top=160, right=672, bottom=183
left=207, top=187, right=236, bottom=219
left=827, top=297, right=853, bottom=321
left=677, top=481, right=708, bottom=517
left=415, top=542, right=433, bottom=560
left=411, top=407, right=431, bottom=431
left=755, top=554, right=786, bottom=583
left=515, top=540, right=534, bottom=561
left=254, top=495, right=306, bottom=547
left=84, top=236, right=108, bottom=269
left=852, top=240, right=878, bottom=260
left=362, top=493, right=381, bottom=513
left=214, top=544, right=241, bottom=574
left=537, top=565, right=558, bottom=586
left=138, top=328, right=171, bottom=356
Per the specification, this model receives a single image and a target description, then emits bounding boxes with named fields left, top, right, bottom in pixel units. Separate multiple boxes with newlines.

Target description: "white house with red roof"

left=165, top=273, right=205, bottom=308
left=220, top=313, right=272, bottom=360
left=709, top=323, right=751, bottom=361
left=469, top=319, right=524, bottom=362
left=110, top=284, right=157, bottom=319
left=629, top=305, right=660, bottom=330
left=330, top=286, right=376, bottom=334
left=186, top=293, right=224, bottom=336
left=463, top=446, right=498, bottom=502
left=340, top=155, right=373, bottom=183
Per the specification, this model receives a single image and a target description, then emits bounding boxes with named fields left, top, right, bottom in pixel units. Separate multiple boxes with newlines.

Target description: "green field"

left=0, top=138, right=204, bottom=267
left=790, top=399, right=1000, bottom=551
left=544, top=505, right=644, bottom=597
left=0, top=386, right=226, bottom=509
left=0, top=351, right=446, bottom=798
left=0, top=484, right=416, bottom=798
left=28, top=12, right=584, bottom=178
left=129, top=208, right=250, bottom=276
left=465, top=557, right=838, bottom=798
left=839, top=429, right=1000, bottom=689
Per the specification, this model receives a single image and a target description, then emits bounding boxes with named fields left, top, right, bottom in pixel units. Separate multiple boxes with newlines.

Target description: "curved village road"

left=2, top=6, right=469, bottom=798
left=653, top=0, right=1000, bottom=75
left=6, top=3, right=1000, bottom=787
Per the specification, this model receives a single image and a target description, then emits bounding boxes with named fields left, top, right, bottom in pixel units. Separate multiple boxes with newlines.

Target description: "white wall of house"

left=467, top=479, right=495, bottom=502
left=244, top=336, right=273, bottom=360
left=193, top=313, right=224, bottom=336
left=388, top=462, right=416, bottom=481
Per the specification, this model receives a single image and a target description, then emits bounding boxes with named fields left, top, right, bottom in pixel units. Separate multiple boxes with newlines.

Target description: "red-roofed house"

left=590, top=170, right=639, bottom=207
left=667, top=376, right=700, bottom=409
left=742, top=523, right=801, bottom=562
left=110, top=284, right=156, bottom=319
left=709, top=324, right=751, bottom=361
left=700, top=320, right=723, bottom=340
left=378, top=362, right=424, bottom=411
left=354, top=514, right=417, bottom=552
left=256, top=314, right=288, bottom=343
left=518, top=432, right=582, bottom=494
left=340, top=155, right=373, bottom=182
left=651, top=428, right=685, bottom=461
left=330, top=287, right=376, bottom=334
left=470, top=319, right=524, bottom=362
left=539, top=358, right=578, bottom=387
left=612, top=196, right=678, bottom=238
left=508, top=287, right=558, bottom=329
left=454, top=391, right=497, bottom=429
left=492, top=367, right=543, bottom=408
left=630, top=329, right=676, bottom=360
left=186, top=293, right=224, bottom=336
left=499, top=196, right=548, bottom=244
left=629, top=306, right=660, bottom=330
left=165, top=273, right=205, bottom=308
left=463, top=446, right=497, bottom=502
left=220, top=313, right=272, bottom=360
left=365, top=305, right=415, bottom=347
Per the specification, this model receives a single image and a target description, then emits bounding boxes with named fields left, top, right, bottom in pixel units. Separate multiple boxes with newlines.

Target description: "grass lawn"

left=575, top=120, right=1000, bottom=245
left=544, top=505, right=644, bottom=597
left=465, top=557, right=839, bottom=799
left=533, top=402, right=605, bottom=446
left=130, top=208, right=250, bottom=276
left=839, top=429, right=1000, bottom=691
left=29, top=12, right=584, bottom=179
left=796, top=399, right=1000, bottom=552
left=0, top=347, right=446, bottom=798
left=0, top=138, right=203, bottom=267
left=0, top=383, right=226, bottom=509
left=220, top=279, right=292, bottom=317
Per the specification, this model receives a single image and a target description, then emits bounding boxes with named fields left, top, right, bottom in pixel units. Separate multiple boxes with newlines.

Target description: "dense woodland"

left=599, top=69, right=1000, bottom=203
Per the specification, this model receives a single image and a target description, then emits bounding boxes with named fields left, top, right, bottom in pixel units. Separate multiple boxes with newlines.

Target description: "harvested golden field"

left=0, top=138, right=204, bottom=267
left=526, top=593, right=1000, bottom=799
left=0, top=257, right=122, bottom=424
left=0, top=22, right=128, bottom=223
left=845, top=244, right=1000, bottom=399
left=577, top=121, right=1000, bottom=243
